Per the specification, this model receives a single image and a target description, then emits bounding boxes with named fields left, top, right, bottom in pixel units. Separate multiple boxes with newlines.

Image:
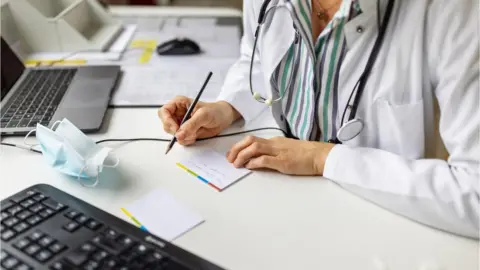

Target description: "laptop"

left=0, top=37, right=120, bottom=135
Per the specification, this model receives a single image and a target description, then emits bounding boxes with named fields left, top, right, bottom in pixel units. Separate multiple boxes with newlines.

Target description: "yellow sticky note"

left=130, top=40, right=157, bottom=64
left=24, top=59, right=87, bottom=67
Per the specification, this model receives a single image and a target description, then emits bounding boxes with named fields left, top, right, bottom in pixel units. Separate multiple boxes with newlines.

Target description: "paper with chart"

left=110, top=58, right=235, bottom=106
left=124, top=189, right=204, bottom=241
left=177, top=149, right=251, bottom=191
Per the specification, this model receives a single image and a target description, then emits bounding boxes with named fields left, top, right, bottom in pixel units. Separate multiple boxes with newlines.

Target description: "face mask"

left=25, top=119, right=119, bottom=187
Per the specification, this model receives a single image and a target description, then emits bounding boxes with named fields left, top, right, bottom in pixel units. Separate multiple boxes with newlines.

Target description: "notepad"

left=177, top=149, right=251, bottom=191
left=124, top=189, right=204, bottom=241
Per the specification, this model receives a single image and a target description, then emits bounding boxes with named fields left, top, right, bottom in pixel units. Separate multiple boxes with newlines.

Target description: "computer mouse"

left=156, top=38, right=201, bottom=56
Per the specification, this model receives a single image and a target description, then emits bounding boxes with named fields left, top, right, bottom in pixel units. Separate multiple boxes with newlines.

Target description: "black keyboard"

left=0, top=69, right=76, bottom=129
left=0, top=184, right=225, bottom=270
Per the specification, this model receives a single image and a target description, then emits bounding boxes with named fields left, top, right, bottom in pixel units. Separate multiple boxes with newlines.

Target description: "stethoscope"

left=249, top=0, right=395, bottom=143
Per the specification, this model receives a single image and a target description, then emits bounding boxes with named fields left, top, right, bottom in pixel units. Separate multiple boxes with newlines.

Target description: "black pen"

left=165, top=72, right=213, bottom=155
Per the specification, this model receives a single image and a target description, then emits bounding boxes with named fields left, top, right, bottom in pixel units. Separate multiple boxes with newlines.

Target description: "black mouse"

left=156, top=38, right=201, bottom=56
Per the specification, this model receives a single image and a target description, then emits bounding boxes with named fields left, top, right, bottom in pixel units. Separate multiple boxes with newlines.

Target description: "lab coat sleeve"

left=216, top=0, right=266, bottom=124
left=323, top=0, right=480, bottom=239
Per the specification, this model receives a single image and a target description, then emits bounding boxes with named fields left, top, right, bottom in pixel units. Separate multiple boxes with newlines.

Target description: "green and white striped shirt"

left=272, top=0, right=362, bottom=141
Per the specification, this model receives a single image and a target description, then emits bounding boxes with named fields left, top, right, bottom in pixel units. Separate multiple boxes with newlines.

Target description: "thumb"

left=176, top=109, right=210, bottom=141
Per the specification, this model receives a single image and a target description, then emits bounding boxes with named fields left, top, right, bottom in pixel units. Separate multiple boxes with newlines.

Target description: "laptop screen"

left=1, top=37, right=25, bottom=101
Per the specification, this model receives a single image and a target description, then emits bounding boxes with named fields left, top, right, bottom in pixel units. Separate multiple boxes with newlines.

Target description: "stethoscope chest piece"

left=337, top=118, right=364, bottom=142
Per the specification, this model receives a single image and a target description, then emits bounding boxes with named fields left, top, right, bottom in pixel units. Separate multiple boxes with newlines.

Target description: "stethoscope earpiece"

left=264, top=98, right=273, bottom=106
left=253, top=92, right=262, bottom=102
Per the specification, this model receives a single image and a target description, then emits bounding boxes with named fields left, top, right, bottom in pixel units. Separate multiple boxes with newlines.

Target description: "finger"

left=176, top=109, right=211, bottom=142
left=227, top=136, right=267, bottom=163
left=158, top=107, right=179, bottom=134
left=233, top=141, right=274, bottom=168
left=245, top=156, right=279, bottom=171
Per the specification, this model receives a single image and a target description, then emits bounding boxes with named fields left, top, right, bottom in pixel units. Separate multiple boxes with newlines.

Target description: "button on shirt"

left=271, top=0, right=362, bottom=141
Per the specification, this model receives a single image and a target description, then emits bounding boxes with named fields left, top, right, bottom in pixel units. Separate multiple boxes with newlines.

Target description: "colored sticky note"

left=130, top=40, right=156, bottom=64
left=177, top=149, right=251, bottom=191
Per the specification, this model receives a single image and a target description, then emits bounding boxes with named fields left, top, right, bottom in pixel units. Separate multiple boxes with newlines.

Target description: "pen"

left=165, top=71, right=213, bottom=155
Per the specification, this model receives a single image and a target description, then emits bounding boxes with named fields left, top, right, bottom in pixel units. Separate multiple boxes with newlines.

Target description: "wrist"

left=216, top=101, right=241, bottom=124
left=314, top=143, right=335, bottom=175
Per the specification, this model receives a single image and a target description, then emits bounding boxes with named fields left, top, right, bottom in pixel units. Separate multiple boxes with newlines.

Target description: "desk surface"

left=1, top=6, right=479, bottom=270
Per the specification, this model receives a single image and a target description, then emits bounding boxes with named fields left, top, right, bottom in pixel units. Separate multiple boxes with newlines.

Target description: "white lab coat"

left=218, top=0, right=480, bottom=239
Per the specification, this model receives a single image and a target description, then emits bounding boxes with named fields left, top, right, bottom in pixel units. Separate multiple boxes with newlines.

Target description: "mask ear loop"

left=23, top=121, right=62, bottom=152
left=102, top=152, right=120, bottom=168
left=77, top=164, right=100, bottom=188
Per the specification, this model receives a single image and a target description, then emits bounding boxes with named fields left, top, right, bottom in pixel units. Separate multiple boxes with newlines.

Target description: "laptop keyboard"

left=1, top=69, right=77, bottom=129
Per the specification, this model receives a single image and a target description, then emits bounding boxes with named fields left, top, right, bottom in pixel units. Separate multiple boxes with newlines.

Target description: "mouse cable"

left=0, top=127, right=286, bottom=154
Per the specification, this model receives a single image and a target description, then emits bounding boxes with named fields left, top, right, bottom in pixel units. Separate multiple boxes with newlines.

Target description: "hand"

left=226, top=136, right=335, bottom=175
left=158, top=96, right=241, bottom=145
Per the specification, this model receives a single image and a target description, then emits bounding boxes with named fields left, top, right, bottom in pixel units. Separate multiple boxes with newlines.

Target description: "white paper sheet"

left=178, top=149, right=251, bottom=191
left=111, top=58, right=236, bottom=106
left=125, top=189, right=204, bottom=241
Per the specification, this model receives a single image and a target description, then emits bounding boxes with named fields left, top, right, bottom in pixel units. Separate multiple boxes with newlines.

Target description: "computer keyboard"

left=0, top=184, right=225, bottom=270
left=0, top=69, right=76, bottom=129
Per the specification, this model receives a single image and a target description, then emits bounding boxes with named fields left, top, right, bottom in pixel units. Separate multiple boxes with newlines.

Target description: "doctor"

left=159, top=0, right=479, bottom=239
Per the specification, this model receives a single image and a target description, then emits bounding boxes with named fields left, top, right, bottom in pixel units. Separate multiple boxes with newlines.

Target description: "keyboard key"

left=64, top=210, right=80, bottom=219
left=15, top=264, right=32, bottom=270
left=1, top=224, right=4, bottom=232
left=29, top=204, right=45, bottom=213
left=1, top=118, right=10, bottom=123
left=40, top=121, right=50, bottom=127
left=3, top=216, right=19, bottom=227
left=23, top=114, right=33, bottom=119
left=32, top=193, right=47, bottom=202
left=28, top=121, right=39, bottom=127
left=16, top=210, right=32, bottom=220
left=1, top=256, right=19, bottom=269
left=32, top=115, right=43, bottom=121
left=118, top=236, right=134, bottom=247
left=1, top=122, right=7, bottom=128
left=75, top=215, right=89, bottom=224
left=35, top=250, right=53, bottom=262
left=12, top=115, right=22, bottom=120
left=145, top=251, right=164, bottom=264
left=29, top=230, right=44, bottom=241
left=17, top=119, right=30, bottom=128
left=63, top=222, right=80, bottom=232
left=50, top=261, right=68, bottom=270
left=92, top=250, right=109, bottom=262
left=80, top=243, right=97, bottom=253
left=6, top=120, right=19, bottom=128
left=1, top=229, right=16, bottom=241
left=92, top=235, right=124, bottom=255
left=15, top=110, right=26, bottom=115
left=49, top=242, right=67, bottom=254
left=8, top=206, right=23, bottom=216
left=83, top=260, right=99, bottom=270
left=64, top=248, right=89, bottom=266
left=103, top=258, right=118, bottom=269
left=1, top=211, right=11, bottom=220
left=39, top=208, right=55, bottom=218
left=20, top=199, right=35, bottom=209
left=13, top=222, right=29, bottom=233
left=26, top=215, right=42, bottom=226
left=0, top=250, right=8, bottom=260
left=14, top=238, right=31, bottom=250
left=104, top=228, right=119, bottom=239
left=134, top=244, right=149, bottom=255
left=39, top=235, right=55, bottom=247
left=24, top=243, right=41, bottom=256
left=42, top=198, right=66, bottom=211
left=85, top=219, right=102, bottom=231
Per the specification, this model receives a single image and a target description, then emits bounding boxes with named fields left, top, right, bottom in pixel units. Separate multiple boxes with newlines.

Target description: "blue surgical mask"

left=25, top=119, right=119, bottom=187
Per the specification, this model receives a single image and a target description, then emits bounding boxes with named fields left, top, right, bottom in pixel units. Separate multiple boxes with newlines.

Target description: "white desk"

left=1, top=6, right=478, bottom=270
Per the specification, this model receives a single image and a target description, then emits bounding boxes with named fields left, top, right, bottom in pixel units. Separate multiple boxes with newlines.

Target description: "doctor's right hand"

left=158, top=96, right=241, bottom=145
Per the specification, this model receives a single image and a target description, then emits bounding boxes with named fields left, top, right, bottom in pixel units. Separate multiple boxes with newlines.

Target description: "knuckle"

left=251, top=142, right=261, bottom=152
left=245, top=135, right=256, bottom=144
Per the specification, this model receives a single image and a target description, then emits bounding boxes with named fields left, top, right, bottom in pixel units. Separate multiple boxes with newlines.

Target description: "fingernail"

left=176, top=131, right=185, bottom=140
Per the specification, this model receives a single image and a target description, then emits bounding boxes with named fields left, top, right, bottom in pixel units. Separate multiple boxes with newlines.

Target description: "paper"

left=111, top=58, right=235, bottom=106
left=177, top=149, right=251, bottom=191
left=124, top=189, right=204, bottom=241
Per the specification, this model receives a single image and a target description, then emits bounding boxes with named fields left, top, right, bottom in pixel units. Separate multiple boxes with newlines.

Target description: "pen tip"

left=165, top=147, right=171, bottom=155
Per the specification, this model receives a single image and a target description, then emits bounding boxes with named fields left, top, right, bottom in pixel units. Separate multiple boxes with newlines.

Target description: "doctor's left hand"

left=226, top=136, right=335, bottom=176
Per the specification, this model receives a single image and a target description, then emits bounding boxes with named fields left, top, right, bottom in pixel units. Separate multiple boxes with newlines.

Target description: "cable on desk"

left=1, top=127, right=286, bottom=154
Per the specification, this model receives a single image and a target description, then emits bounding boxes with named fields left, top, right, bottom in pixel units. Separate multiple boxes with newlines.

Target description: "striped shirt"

left=271, top=0, right=362, bottom=141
